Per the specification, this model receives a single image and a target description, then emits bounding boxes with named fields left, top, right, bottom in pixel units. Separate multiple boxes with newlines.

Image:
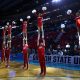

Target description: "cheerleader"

left=37, top=38, right=46, bottom=76
left=22, top=21, right=28, bottom=69
left=1, top=27, right=6, bottom=62
left=76, top=10, right=80, bottom=46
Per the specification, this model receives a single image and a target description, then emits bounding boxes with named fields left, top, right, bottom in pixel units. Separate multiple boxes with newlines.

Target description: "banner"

left=30, top=54, right=80, bottom=65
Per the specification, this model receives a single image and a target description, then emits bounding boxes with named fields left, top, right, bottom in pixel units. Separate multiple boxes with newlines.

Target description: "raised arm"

left=32, top=9, right=38, bottom=17
left=42, top=38, right=45, bottom=46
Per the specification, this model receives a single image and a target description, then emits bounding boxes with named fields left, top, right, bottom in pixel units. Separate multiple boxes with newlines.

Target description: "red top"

left=37, top=17, right=43, bottom=29
left=76, top=17, right=80, bottom=28
left=6, top=48, right=10, bottom=54
left=22, top=21, right=27, bottom=33
left=23, top=44, right=28, bottom=54
left=38, top=45, right=45, bottom=56
left=7, top=25, right=12, bottom=35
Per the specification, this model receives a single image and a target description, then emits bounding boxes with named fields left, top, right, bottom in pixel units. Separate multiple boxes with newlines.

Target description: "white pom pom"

left=5, top=25, right=8, bottom=28
left=2, top=27, right=4, bottom=29
left=20, top=18, right=23, bottom=22
left=61, top=24, right=65, bottom=29
left=67, top=9, right=72, bottom=15
left=66, top=44, right=70, bottom=48
left=27, top=16, right=31, bottom=19
left=32, top=9, right=36, bottom=14
left=12, top=21, right=16, bottom=24
left=42, top=7, right=47, bottom=11
left=7, top=22, right=9, bottom=25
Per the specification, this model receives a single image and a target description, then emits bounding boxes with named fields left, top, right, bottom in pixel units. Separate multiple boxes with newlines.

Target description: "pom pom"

left=5, top=25, right=8, bottom=28
left=61, top=24, right=65, bottom=28
left=67, top=9, right=72, bottom=15
left=32, top=9, right=36, bottom=14
left=20, top=18, right=23, bottom=22
left=42, top=7, right=47, bottom=11
left=7, top=22, right=9, bottom=25
left=66, top=44, right=70, bottom=48
left=27, top=16, right=31, bottom=19
left=12, top=21, right=16, bottom=24
left=2, top=27, right=4, bottom=29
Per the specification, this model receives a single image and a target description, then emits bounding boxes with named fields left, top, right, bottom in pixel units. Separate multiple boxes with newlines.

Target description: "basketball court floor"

left=0, top=62, right=80, bottom=80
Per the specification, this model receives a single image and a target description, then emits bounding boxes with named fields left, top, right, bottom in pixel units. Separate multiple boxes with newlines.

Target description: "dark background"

left=0, top=0, right=80, bottom=55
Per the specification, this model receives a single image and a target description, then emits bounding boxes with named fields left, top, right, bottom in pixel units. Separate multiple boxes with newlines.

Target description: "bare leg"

left=7, top=34, right=11, bottom=48
left=5, top=35, right=11, bottom=68
left=41, top=25, right=44, bottom=39
left=23, top=33, right=25, bottom=46
left=77, top=27, right=80, bottom=47
left=25, top=32, right=28, bottom=44
left=37, top=28, right=40, bottom=46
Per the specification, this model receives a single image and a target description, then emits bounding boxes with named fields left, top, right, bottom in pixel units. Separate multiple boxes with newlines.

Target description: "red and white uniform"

left=38, top=16, right=43, bottom=29
left=22, top=21, right=27, bottom=33
left=76, top=17, right=80, bottom=28
left=23, top=44, right=28, bottom=68
left=37, top=45, right=46, bottom=75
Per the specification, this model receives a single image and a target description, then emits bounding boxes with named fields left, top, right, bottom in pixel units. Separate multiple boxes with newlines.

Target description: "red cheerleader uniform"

left=7, top=25, right=12, bottom=35
left=76, top=17, right=80, bottom=28
left=38, top=16, right=43, bottom=29
left=37, top=45, right=46, bottom=76
left=22, top=21, right=27, bottom=33
left=23, top=44, right=28, bottom=69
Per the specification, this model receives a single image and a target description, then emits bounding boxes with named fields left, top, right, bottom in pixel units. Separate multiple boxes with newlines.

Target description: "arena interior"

left=0, top=0, right=80, bottom=80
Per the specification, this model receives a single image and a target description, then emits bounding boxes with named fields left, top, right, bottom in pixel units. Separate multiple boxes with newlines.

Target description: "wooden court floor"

left=0, top=61, right=80, bottom=80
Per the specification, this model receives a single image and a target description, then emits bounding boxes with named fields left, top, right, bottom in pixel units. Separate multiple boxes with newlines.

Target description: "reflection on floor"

left=0, top=61, right=80, bottom=80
